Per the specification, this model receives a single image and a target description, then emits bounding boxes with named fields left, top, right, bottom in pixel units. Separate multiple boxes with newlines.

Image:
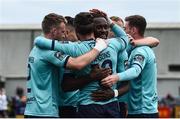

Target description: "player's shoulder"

left=35, top=35, right=44, bottom=40
left=132, top=46, right=152, bottom=58
left=34, top=35, right=46, bottom=42
left=132, top=46, right=147, bottom=54
left=80, top=40, right=95, bottom=48
left=35, top=46, right=59, bottom=58
left=134, top=46, right=150, bottom=51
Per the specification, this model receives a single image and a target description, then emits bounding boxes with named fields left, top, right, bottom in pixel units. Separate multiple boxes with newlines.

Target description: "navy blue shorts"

left=119, top=102, right=128, bottom=118
left=59, top=106, right=77, bottom=118
left=127, top=113, right=159, bottom=118
left=77, top=101, right=121, bottom=118
left=24, top=115, right=58, bottom=118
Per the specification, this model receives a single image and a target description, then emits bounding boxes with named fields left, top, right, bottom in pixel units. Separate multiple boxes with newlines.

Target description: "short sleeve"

left=129, top=47, right=147, bottom=71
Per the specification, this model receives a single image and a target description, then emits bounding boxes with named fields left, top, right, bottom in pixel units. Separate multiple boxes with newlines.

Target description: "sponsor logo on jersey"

left=27, top=96, right=36, bottom=104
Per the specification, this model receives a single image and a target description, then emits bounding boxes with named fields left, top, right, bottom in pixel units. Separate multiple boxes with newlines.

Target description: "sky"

left=0, top=0, right=180, bottom=24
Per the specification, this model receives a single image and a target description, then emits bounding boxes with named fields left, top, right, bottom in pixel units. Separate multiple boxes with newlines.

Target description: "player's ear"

left=50, top=27, right=56, bottom=35
left=132, top=27, right=138, bottom=34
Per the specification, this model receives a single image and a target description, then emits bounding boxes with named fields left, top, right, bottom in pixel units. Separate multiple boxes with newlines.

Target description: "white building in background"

left=0, top=23, right=180, bottom=98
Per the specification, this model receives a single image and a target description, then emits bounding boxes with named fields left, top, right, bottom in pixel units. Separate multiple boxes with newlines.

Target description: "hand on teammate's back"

left=91, top=88, right=114, bottom=102
left=90, top=64, right=112, bottom=81
left=101, top=74, right=119, bottom=87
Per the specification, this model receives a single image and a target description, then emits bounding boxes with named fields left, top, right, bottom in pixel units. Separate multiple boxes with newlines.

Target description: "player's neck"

left=134, top=34, right=144, bottom=40
left=44, top=34, right=53, bottom=40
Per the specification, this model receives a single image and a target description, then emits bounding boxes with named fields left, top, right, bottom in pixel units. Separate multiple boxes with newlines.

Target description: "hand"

left=89, top=9, right=113, bottom=26
left=89, top=9, right=107, bottom=18
left=94, top=38, right=107, bottom=52
left=90, top=64, right=112, bottom=81
left=101, top=74, right=119, bottom=87
left=91, top=88, right=114, bottom=102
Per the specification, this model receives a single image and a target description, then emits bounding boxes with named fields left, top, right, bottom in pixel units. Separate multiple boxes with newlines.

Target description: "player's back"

left=76, top=38, right=126, bottom=105
left=24, top=46, right=60, bottom=117
left=61, top=40, right=94, bottom=76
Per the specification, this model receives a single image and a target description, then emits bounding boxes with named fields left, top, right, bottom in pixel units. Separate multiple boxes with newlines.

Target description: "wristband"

left=94, top=38, right=107, bottom=52
left=114, top=89, right=119, bottom=97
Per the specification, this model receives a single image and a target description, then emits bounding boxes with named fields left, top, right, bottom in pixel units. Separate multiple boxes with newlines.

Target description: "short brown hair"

left=125, top=15, right=146, bottom=36
left=42, top=13, right=66, bottom=34
left=74, top=12, right=94, bottom=35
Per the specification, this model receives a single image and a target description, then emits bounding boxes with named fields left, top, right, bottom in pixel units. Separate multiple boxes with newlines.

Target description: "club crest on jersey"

left=134, top=54, right=144, bottom=63
left=54, top=51, right=66, bottom=61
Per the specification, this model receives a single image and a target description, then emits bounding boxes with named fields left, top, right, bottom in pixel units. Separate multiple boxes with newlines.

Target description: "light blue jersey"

left=34, top=24, right=128, bottom=105
left=79, top=38, right=125, bottom=105
left=24, top=41, right=70, bottom=117
left=59, top=69, right=79, bottom=107
left=112, top=24, right=129, bottom=103
left=55, top=41, right=79, bottom=108
left=112, top=24, right=128, bottom=48
left=118, top=46, right=158, bottom=114
left=116, top=50, right=129, bottom=103
left=35, top=37, right=125, bottom=105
